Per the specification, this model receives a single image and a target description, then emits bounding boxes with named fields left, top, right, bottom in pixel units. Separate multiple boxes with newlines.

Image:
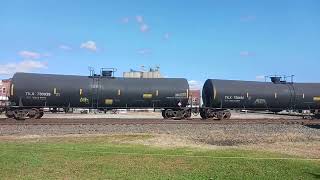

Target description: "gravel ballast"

left=1, top=122, right=320, bottom=158
left=1, top=123, right=319, bottom=143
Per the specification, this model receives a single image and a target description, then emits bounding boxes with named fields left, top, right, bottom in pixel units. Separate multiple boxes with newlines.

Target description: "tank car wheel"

left=35, top=110, right=44, bottom=119
left=162, top=110, right=168, bottom=119
left=225, top=111, right=231, bottom=119
left=193, top=112, right=199, bottom=116
left=200, top=109, right=208, bottom=120
left=192, top=108, right=200, bottom=116
left=5, top=110, right=14, bottom=119
left=172, top=110, right=183, bottom=120
left=164, top=109, right=173, bottom=119
left=28, top=108, right=39, bottom=119
left=216, top=111, right=224, bottom=120
left=184, top=109, right=192, bottom=119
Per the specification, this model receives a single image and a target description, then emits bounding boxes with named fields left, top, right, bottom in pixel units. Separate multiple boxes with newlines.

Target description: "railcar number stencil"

left=25, top=92, right=51, bottom=97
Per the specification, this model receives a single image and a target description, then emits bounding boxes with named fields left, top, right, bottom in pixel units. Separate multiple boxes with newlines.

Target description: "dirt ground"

left=0, top=111, right=318, bottom=159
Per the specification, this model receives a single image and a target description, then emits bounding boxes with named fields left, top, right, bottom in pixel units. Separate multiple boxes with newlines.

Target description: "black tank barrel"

left=203, top=79, right=320, bottom=111
left=10, top=73, right=189, bottom=109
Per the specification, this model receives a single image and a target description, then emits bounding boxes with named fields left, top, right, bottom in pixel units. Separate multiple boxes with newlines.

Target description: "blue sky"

left=1, top=0, right=320, bottom=87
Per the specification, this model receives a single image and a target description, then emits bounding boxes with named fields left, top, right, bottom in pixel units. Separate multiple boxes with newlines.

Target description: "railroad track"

left=0, top=118, right=319, bottom=126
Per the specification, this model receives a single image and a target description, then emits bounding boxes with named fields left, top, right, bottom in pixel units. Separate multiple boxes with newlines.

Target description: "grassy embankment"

left=0, top=135, right=319, bottom=179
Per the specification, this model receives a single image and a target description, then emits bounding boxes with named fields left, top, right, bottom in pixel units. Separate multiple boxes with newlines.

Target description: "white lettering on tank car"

left=25, top=92, right=35, bottom=96
left=225, top=96, right=233, bottom=100
left=225, top=96, right=245, bottom=100
left=37, top=92, right=51, bottom=97
left=234, top=96, right=245, bottom=100
left=25, top=91, right=51, bottom=97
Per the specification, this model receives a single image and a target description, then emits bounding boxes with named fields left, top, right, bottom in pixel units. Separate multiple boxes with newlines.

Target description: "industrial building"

left=0, top=80, right=10, bottom=107
left=123, top=67, right=162, bottom=78
left=189, top=90, right=201, bottom=107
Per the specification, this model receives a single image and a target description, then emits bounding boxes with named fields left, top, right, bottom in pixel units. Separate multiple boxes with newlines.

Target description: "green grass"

left=0, top=135, right=319, bottom=180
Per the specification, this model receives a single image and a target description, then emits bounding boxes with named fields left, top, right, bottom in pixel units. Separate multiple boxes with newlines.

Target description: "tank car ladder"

left=91, top=77, right=100, bottom=109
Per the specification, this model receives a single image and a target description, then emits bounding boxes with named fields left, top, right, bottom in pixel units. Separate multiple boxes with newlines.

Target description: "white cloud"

left=59, top=45, right=72, bottom=51
left=19, top=50, right=41, bottom=59
left=188, top=80, right=202, bottom=90
left=136, top=15, right=144, bottom=23
left=43, top=53, right=52, bottom=57
left=80, top=41, right=97, bottom=51
left=121, top=17, right=129, bottom=24
left=240, top=51, right=254, bottom=57
left=137, top=48, right=151, bottom=55
left=256, top=75, right=265, bottom=81
left=240, top=15, right=256, bottom=22
left=140, top=24, right=149, bottom=32
left=163, top=33, right=170, bottom=40
left=133, top=15, right=150, bottom=33
left=0, top=60, right=47, bottom=75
